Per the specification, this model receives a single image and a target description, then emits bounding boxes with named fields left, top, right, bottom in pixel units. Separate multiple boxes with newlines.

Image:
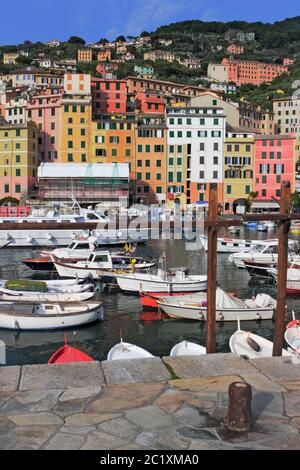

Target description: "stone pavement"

left=1, top=354, right=300, bottom=450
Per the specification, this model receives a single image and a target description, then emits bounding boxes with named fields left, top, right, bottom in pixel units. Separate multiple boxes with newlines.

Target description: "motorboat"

left=48, top=337, right=94, bottom=364
left=170, top=341, right=206, bottom=357
left=244, top=260, right=279, bottom=280
left=157, top=288, right=276, bottom=322
left=271, top=268, right=300, bottom=294
left=115, top=269, right=207, bottom=294
left=0, top=301, right=104, bottom=330
left=200, top=235, right=262, bottom=254
left=107, top=340, right=154, bottom=360
left=228, top=239, right=297, bottom=268
left=52, top=251, right=155, bottom=280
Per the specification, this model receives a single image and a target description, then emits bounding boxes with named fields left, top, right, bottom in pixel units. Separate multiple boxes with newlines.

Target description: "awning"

left=251, top=201, right=280, bottom=209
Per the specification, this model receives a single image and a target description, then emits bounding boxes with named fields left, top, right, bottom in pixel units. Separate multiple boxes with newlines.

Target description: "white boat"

left=199, top=235, right=262, bottom=253
left=230, top=329, right=290, bottom=358
left=285, top=322, right=300, bottom=354
left=265, top=221, right=276, bottom=229
left=107, top=340, right=154, bottom=360
left=115, top=269, right=207, bottom=293
left=53, top=252, right=155, bottom=280
left=256, top=223, right=268, bottom=232
left=0, top=301, right=103, bottom=330
left=228, top=239, right=297, bottom=268
left=170, top=341, right=206, bottom=357
left=271, top=268, right=300, bottom=294
left=157, top=288, right=276, bottom=321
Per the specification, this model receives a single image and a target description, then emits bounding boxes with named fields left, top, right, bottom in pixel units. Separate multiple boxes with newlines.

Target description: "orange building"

left=222, top=58, right=288, bottom=86
left=135, top=115, right=167, bottom=204
left=97, top=49, right=111, bottom=62
left=134, top=92, right=165, bottom=114
left=77, top=49, right=93, bottom=63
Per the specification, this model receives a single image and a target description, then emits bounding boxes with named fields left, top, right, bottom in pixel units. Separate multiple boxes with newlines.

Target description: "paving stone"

left=253, top=415, right=298, bottom=435
left=0, top=389, right=63, bottom=415
left=158, top=432, right=190, bottom=450
left=290, top=417, right=300, bottom=429
left=154, top=390, right=189, bottom=412
left=216, top=427, right=280, bottom=445
left=81, top=431, right=129, bottom=450
left=60, top=425, right=97, bottom=435
left=65, top=413, right=121, bottom=427
left=43, top=433, right=85, bottom=450
left=250, top=357, right=300, bottom=382
left=279, top=380, right=300, bottom=391
left=59, top=386, right=102, bottom=402
left=54, top=398, right=89, bottom=418
left=174, top=405, right=219, bottom=428
left=189, top=440, right=235, bottom=450
left=8, top=412, right=63, bottom=426
left=97, top=417, right=140, bottom=439
left=164, top=354, right=256, bottom=379
left=239, top=372, right=285, bottom=392
left=185, top=397, right=217, bottom=412
left=170, top=376, right=242, bottom=394
left=126, top=405, right=179, bottom=431
left=135, top=431, right=160, bottom=447
left=283, top=391, right=300, bottom=417
left=4, top=425, right=57, bottom=449
left=0, top=392, right=15, bottom=407
left=263, top=434, right=300, bottom=450
left=177, top=427, right=218, bottom=441
left=102, top=358, right=171, bottom=384
left=87, top=382, right=165, bottom=413
left=19, top=362, right=105, bottom=391
left=117, top=443, right=146, bottom=450
left=0, top=416, right=15, bottom=436
left=251, top=391, right=284, bottom=418
left=0, top=366, right=21, bottom=391
left=0, top=435, right=17, bottom=450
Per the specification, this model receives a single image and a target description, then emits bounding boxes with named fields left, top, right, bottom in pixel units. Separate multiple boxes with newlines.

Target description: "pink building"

left=91, top=78, right=127, bottom=114
left=134, top=91, right=165, bottom=114
left=254, top=134, right=295, bottom=200
left=26, top=88, right=62, bottom=162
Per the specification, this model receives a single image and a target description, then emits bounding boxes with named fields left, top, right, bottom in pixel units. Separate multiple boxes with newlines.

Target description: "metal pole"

left=206, top=183, right=218, bottom=353
left=273, top=181, right=291, bottom=357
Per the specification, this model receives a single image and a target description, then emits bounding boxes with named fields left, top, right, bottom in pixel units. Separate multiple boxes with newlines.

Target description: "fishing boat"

left=52, top=251, right=155, bottom=280
left=228, top=239, right=297, bottom=269
left=48, top=337, right=94, bottom=364
left=265, top=221, right=276, bottom=229
left=0, top=301, right=104, bottom=330
left=230, top=325, right=290, bottom=359
left=107, top=340, right=154, bottom=360
left=157, top=288, right=276, bottom=322
left=243, top=222, right=257, bottom=229
left=199, top=235, right=262, bottom=254
left=116, top=269, right=207, bottom=294
left=170, top=341, right=206, bottom=357
left=22, top=239, right=138, bottom=272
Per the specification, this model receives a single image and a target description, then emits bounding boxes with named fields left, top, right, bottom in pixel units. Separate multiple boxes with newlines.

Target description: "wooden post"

left=273, top=181, right=291, bottom=357
left=206, top=183, right=218, bottom=354
left=226, top=382, right=252, bottom=432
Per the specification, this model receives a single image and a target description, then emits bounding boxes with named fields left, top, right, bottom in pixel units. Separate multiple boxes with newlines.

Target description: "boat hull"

left=117, top=275, right=207, bottom=293
left=230, top=330, right=290, bottom=358
left=200, top=235, right=258, bottom=254
left=140, top=292, right=198, bottom=309
left=0, top=291, right=95, bottom=302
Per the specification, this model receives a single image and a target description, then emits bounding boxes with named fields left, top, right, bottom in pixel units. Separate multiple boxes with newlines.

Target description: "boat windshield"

left=251, top=244, right=266, bottom=253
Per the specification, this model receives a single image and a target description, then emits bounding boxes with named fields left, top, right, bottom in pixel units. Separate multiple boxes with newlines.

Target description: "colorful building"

left=134, top=92, right=165, bottom=114
left=223, top=128, right=254, bottom=212
left=91, top=78, right=127, bottom=115
left=254, top=134, right=296, bottom=200
left=226, top=44, right=244, bottom=55
left=135, top=115, right=167, bottom=204
left=0, top=121, right=38, bottom=200
left=26, top=88, right=62, bottom=162
left=97, top=50, right=111, bottom=62
left=273, top=95, right=300, bottom=136
left=77, top=49, right=93, bottom=63
left=221, top=58, right=288, bottom=86
left=3, top=53, right=19, bottom=65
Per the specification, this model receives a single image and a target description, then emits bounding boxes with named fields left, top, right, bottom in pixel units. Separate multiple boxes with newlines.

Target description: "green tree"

left=68, top=36, right=85, bottom=45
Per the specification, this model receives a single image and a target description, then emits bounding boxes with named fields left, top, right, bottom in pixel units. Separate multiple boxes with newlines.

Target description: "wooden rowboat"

left=170, top=341, right=206, bottom=357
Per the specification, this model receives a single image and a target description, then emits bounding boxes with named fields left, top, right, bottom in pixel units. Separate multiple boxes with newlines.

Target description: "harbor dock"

left=1, top=354, right=300, bottom=450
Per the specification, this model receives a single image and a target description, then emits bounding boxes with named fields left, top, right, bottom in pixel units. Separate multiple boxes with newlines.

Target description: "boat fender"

left=218, top=312, right=224, bottom=321
left=247, top=336, right=261, bottom=352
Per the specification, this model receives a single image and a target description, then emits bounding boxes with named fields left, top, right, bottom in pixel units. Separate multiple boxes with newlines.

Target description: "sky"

left=0, top=0, right=300, bottom=45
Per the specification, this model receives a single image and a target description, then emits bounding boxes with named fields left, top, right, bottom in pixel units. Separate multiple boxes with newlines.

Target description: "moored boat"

left=230, top=329, right=290, bottom=358
left=285, top=319, right=300, bottom=354
left=0, top=301, right=103, bottom=330
left=140, top=291, right=198, bottom=309
left=107, top=340, right=154, bottom=360
left=48, top=337, right=94, bottom=364
left=200, top=235, right=261, bottom=254
left=157, top=288, right=276, bottom=322
left=170, top=341, right=206, bottom=357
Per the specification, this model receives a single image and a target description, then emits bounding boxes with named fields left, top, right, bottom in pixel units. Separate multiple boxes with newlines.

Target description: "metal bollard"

left=226, top=382, right=252, bottom=432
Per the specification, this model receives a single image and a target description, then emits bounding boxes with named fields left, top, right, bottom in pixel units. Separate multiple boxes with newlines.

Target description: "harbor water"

left=0, top=227, right=299, bottom=366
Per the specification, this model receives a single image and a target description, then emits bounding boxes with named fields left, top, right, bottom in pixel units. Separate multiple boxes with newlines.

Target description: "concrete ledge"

left=102, top=358, right=171, bottom=384
left=19, top=362, right=105, bottom=391
left=0, top=366, right=21, bottom=392
left=163, top=353, right=257, bottom=379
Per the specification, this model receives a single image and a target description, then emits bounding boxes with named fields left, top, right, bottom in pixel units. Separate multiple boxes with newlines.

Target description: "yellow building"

left=3, top=53, right=19, bottom=65
left=77, top=49, right=93, bottom=63
left=0, top=120, right=38, bottom=200
left=224, top=128, right=255, bottom=213
left=60, top=95, right=92, bottom=163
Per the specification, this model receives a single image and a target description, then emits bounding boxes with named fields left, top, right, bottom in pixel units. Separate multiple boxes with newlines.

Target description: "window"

left=51, top=122, right=55, bottom=130
left=200, top=156, right=204, bottom=165
left=80, top=106, right=85, bottom=113
left=262, top=176, right=267, bottom=184
left=245, top=145, right=251, bottom=152
left=81, top=141, right=86, bottom=149
left=213, top=156, right=218, bottom=165
left=156, top=173, right=161, bottom=180
left=125, top=149, right=131, bottom=157
left=16, top=143, right=20, bottom=149
left=68, top=141, right=73, bottom=148
left=16, top=169, right=21, bottom=176
left=227, top=185, right=232, bottom=194
left=81, top=129, right=86, bottom=136
left=154, top=145, right=163, bottom=152
left=234, top=145, right=239, bottom=152
left=51, top=108, right=55, bottom=117
left=81, top=154, right=87, bottom=162
left=177, top=131, right=182, bottom=138
left=144, top=186, right=150, bottom=193
left=145, top=145, right=151, bottom=153
left=200, top=143, right=205, bottom=151
left=111, top=148, right=117, bottom=156
left=169, top=145, right=174, bottom=153
left=156, top=186, right=162, bottom=194
left=4, top=184, right=9, bottom=193
left=156, top=160, right=161, bottom=167
left=72, top=106, right=77, bottom=113
left=137, top=160, right=142, bottom=167
left=213, top=171, right=218, bottom=179
left=50, top=137, right=55, bottom=144
left=168, top=172, right=173, bottom=182
left=177, top=158, right=182, bottom=165
left=145, top=172, right=151, bottom=180
left=67, top=154, right=73, bottom=161
left=15, top=184, right=21, bottom=193
left=68, top=118, right=73, bottom=124
left=245, top=185, right=250, bottom=195
left=126, top=136, right=131, bottom=144
left=198, top=131, right=207, bottom=137
left=168, top=158, right=174, bottom=166
left=186, top=131, right=192, bottom=138
left=213, top=143, right=219, bottom=151
left=213, top=100, right=217, bottom=106
left=68, top=128, right=73, bottom=135
left=200, top=118, right=205, bottom=125
left=177, top=172, right=182, bottom=183
left=262, top=189, right=267, bottom=197
left=213, top=118, right=219, bottom=125
left=169, top=131, right=175, bottom=138
left=137, top=172, right=142, bottom=180
left=145, top=160, right=150, bottom=167
left=199, top=171, right=204, bottom=179
left=16, top=155, right=20, bottom=163
left=137, top=144, right=143, bottom=152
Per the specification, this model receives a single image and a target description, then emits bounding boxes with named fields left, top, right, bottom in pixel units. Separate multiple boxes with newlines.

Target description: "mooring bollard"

left=226, top=382, right=252, bottom=432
